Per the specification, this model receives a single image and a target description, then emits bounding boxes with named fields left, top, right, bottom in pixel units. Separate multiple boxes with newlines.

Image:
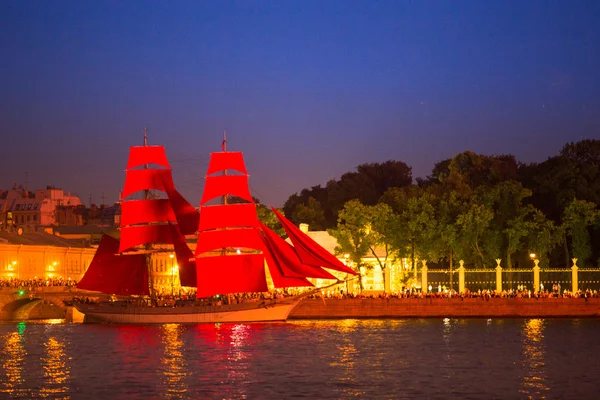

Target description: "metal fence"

left=422, top=267, right=600, bottom=292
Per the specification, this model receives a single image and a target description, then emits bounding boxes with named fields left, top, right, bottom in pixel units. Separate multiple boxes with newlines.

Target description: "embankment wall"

left=289, top=298, right=600, bottom=319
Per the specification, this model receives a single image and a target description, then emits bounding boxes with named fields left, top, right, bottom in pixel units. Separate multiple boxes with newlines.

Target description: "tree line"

left=280, top=139, right=600, bottom=283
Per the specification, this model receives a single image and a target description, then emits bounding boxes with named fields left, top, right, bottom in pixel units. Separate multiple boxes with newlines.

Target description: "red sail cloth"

left=168, top=224, right=196, bottom=288
left=77, top=234, right=150, bottom=296
left=195, top=227, right=264, bottom=255
left=161, top=177, right=199, bottom=235
left=200, top=175, right=253, bottom=205
left=260, top=222, right=337, bottom=280
left=262, top=249, right=313, bottom=288
left=119, top=224, right=174, bottom=253
left=272, top=208, right=357, bottom=275
left=206, top=152, right=248, bottom=176
left=122, top=169, right=173, bottom=198
left=195, top=254, right=268, bottom=297
left=198, top=203, right=259, bottom=231
left=120, top=199, right=176, bottom=227
left=126, top=146, right=171, bottom=170
left=258, top=231, right=314, bottom=288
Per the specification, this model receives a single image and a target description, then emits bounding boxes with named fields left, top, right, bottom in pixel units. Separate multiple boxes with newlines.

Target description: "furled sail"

left=194, top=147, right=356, bottom=298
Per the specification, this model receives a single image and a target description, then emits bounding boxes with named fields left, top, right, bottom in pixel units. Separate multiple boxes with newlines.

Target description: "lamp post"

left=344, top=254, right=350, bottom=294
left=169, top=254, right=175, bottom=296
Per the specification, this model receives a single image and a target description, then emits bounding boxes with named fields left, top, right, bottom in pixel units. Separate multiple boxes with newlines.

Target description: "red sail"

left=199, top=203, right=259, bottom=231
left=200, top=175, right=253, bottom=205
left=259, top=230, right=314, bottom=288
left=168, top=224, right=196, bottom=287
left=120, top=199, right=176, bottom=226
left=195, top=227, right=264, bottom=255
left=77, top=234, right=150, bottom=296
left=119, top=224, right=174, bottom=253
left=122, top=169, right=172, bottom=198
left=126, top=145, right=171, bottom=169
left=206, top=152, right=248, bottom=175
left=262, top=247, right=313, bottom=288
left=196, top=254, right=268, bottom=297
left=260, top=222, right=337, bottom=280
left=272, top=208, right=357, bottom=275
left=162, top=178, right=199, bottom=235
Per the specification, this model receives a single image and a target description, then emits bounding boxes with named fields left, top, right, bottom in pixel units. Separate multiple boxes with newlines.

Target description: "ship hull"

left=74, top=300, right=300, bottom=324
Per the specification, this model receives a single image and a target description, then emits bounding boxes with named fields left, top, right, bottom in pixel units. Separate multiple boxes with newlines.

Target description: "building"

left=0, top=185, right=83, bottom=232
left=0, top=230, right=95, bottom=281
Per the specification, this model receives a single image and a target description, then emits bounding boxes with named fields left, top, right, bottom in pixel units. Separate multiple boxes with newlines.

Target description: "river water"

left=0, top=318, right=598, bottom=399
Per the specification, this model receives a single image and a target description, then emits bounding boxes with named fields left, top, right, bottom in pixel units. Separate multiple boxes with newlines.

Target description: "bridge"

left=0, top=287, right=102, bottom=322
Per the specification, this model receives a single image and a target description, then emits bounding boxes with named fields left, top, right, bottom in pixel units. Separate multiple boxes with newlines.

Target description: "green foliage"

left=291, top=197, right=326, bottom=230
left=283, top=160, right=412, bottom=228
left=562, top=199, right=600, bottom=266
left=381, top=187, right=438, bottom=270
left=456, top=203, right=494, bottom=267
left=526, top=208, right=562, bottom=268
left=256, top=205, right=285, bottom=237
left=281, top=138, right=600, bottom=269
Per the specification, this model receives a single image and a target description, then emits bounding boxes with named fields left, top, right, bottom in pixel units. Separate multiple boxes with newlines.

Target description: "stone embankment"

left=289, top=298, right=600, bottom=318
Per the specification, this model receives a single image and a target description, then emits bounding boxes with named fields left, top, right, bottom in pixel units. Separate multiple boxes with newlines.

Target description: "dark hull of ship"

left=73, top=298, right=300, bottom=324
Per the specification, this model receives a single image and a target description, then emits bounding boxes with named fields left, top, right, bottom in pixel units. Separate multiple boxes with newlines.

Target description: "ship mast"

left=143, top=127, right=155, bottom=299
left=221, top=131, right=228, bottom=256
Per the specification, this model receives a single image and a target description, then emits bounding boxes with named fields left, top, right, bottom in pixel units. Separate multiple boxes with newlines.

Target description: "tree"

left=481, top=181, right=533, bottom=269
left=526, top=208, right=562, bottom=268
left=291, top=197, right=326, bottom=230
left=562, top=199, right=600, bottom=266
left=381, top=187, right=438, bottom=278
left=455, top=203, right=494, bottom=268
left=328, top=200, right=396, bottom=292
left=328, top=200, right=373, bottom=292
left=256, top=205, right=285, bottom=237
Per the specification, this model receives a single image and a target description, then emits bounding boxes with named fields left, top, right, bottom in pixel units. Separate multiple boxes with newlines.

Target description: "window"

left=33, top=214, right=37, bottom=221
left=33, top=204, right=39, bottom=210
left=27, top=204, right=32, bottom=210
left=27, top=215, right=30, bottom=222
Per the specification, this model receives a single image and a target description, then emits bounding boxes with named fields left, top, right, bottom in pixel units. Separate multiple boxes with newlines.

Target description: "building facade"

left=0, top=186, right=83, bottom=232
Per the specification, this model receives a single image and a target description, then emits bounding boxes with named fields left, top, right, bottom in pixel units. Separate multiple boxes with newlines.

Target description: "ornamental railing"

left=420, top=263, right=599, bottom=294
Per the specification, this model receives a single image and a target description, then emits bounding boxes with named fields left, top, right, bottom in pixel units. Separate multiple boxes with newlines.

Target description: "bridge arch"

left=1, top=296, right=67, bottom=321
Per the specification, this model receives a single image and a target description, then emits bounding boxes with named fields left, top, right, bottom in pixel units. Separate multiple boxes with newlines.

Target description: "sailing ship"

left=75, top=134, right=356, bottom=323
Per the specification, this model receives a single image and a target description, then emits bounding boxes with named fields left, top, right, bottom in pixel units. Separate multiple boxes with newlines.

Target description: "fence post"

left=421, top=260, right=428, bottom=293
left=495, top=258, right=502, bottom=293
left=571, top=258, right=579, bottom=293
left=458, top=260, right=465, bottom=293
left=533, top=259, right=540, bottom=293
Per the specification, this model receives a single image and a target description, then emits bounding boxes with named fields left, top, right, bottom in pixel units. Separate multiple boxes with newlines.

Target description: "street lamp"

left=169, top=254, right=175, bottom=296
left=344, top=254, right=350, bottom=294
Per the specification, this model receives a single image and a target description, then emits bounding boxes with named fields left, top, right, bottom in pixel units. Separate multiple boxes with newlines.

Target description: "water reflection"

left=520, top=319, right=549, bottom=398
left=0, top=329, right=27, bottom=397
left=40, top=334, right=71, bottom=398
left=225, top=324, right=251, bottom=398
left=332, top=320, right=361, bottom=397
left=160, top=324, right=188, bottom=399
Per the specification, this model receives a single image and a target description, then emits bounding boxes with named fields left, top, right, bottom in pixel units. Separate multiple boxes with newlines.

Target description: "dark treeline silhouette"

left=283, top=160, right=412, bottom=229
left=282, top=139, right=600, bottom=270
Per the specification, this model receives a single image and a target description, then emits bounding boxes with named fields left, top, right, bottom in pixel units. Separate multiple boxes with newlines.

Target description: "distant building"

left=0, top=185, right=83, bottom=232
left=0, top=230, right=95, bottom=281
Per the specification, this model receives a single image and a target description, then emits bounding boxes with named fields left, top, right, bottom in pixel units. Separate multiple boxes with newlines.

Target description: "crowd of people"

left=0, top=277, right=78, bottom=289
left=309, top=286, right=600, bottom=300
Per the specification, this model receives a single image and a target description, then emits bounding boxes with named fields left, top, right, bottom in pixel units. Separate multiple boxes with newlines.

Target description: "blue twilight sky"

left=1, top=0, right=599, bottom=207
